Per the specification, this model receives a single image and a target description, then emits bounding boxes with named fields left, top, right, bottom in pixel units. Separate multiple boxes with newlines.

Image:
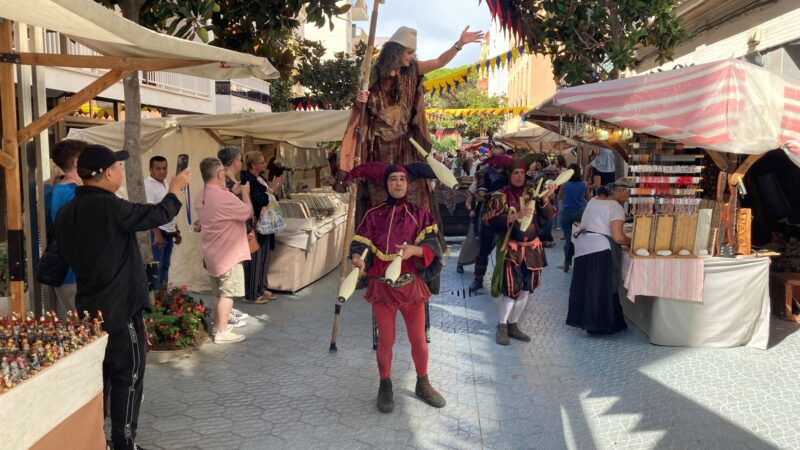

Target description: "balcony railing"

left=43, top=30, right=211, bottom=99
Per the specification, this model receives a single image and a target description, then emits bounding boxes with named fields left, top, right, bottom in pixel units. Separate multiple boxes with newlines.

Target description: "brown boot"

left=507, top=323, right=531, bottom=342
left=496, top=323, right=510, bottom=345
left=376, top=378, right=394, bottom=413
left=415, top=375, right=446, bottom=408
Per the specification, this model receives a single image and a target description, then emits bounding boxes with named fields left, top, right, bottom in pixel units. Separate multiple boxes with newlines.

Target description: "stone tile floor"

left=134, top=235, right=800, bottom=450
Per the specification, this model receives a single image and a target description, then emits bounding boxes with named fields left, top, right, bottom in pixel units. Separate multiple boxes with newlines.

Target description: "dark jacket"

left=55, top=186, right=182, bottom=333
left=239, top=170, right=269, bottom=215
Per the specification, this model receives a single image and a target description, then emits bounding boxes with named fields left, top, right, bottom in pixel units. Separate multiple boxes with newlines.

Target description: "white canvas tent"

left=68, top=110, right=350, bottom=291
left=496, top=125, right=578, bottom=152
left=0, top=0, right=278, bottom=79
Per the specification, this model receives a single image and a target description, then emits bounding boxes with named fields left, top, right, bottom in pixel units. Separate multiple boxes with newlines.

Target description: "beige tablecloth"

left=620, top=257, right=771, bottom=349
left=268, top=214, right=347, bottom=292
left=0, top=334, right=107, bottom=449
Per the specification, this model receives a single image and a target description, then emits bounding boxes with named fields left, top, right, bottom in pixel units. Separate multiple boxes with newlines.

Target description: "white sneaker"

left=228, top=313, right=247, bottom=327
left=231, top=308, right=249, bottom=319
left=214, top=329, right=246, bottom=344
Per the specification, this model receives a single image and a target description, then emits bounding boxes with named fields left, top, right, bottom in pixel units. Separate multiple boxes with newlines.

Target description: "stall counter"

left=1, top=334, right=108, bottom=449
left=620, top=255, right=771, bottom=349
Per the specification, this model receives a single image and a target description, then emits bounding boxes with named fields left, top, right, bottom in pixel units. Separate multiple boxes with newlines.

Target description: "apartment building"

left=635, top=0, right=800, bottom=78
left=302, top=0, right=370, bottom=60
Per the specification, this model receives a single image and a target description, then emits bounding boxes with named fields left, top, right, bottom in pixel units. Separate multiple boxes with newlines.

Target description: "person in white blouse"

left=566, top=178, right=633, bottom=335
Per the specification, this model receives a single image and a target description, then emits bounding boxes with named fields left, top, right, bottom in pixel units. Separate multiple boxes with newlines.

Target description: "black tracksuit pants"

left=104, top=312, right=146, bottom=450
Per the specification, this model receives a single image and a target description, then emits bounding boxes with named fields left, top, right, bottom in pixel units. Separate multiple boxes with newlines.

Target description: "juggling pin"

left=518, top=178, right=543, bottom=231
left=409, top=137, right=459, bottom=189
left=384, top=242, right=406, bottom=282
left=338, top=249, right=369, bottom=304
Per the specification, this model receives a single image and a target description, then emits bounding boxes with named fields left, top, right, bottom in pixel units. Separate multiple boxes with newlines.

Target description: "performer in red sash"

left=483, top=160, right=556, bottom=345
left=345, top=162, right=445, bottom=413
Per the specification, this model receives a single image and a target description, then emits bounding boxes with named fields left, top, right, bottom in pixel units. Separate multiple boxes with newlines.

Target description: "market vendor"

left=483, top=159, right=557, bottom=345
left=345, top=162, right=445, bottom=414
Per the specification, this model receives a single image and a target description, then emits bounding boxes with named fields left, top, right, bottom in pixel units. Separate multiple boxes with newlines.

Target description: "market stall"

left=68, top=111, right=350, bottom=292
left=525, top=59, right=800, bottom=348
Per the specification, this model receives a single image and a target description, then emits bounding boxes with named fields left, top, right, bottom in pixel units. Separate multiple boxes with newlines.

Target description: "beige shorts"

left=210, top=263, right=245, bottom=298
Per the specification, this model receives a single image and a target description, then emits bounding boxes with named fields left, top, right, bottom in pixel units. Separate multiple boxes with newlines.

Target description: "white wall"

left=487, top=19, right=509, bottom=98
left=636, top=0, right=800, bottom=73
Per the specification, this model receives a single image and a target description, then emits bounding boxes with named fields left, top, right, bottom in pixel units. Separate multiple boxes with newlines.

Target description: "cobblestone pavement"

left=134, top=234, right=800, bottom=450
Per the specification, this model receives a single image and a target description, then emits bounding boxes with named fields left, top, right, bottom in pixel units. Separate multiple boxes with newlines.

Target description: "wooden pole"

left=1, top=19, right=26, bottom=314
left=339, top=0, right=382, bottom=280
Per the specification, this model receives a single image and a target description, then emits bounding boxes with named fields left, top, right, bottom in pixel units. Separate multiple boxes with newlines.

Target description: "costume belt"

left=507, top=237, right=543, bottom=261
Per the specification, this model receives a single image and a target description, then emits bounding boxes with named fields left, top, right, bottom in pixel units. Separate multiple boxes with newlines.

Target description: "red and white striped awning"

left=551, top=59, right=800, bottom=155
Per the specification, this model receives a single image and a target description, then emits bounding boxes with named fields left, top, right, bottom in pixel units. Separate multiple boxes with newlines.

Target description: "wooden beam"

left=203, top=128, right=226, bottom=147
left=5, top=52, right=210, bottom=71
left=1, top=19, right=25, bottom=314
left=17, top=68, right=132, bottom=144
left=0, top=150, right=14, bottom=169
left=729, top=153, right=765, bottom=186
left=705, top=150, right=730, bottom=171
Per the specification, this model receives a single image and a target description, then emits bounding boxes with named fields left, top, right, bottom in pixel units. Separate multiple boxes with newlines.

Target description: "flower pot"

left=145, top=330, right=209, bottom=365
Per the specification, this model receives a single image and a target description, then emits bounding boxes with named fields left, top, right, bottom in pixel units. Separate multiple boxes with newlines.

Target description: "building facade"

left=635, top=0, right=800, bottom=79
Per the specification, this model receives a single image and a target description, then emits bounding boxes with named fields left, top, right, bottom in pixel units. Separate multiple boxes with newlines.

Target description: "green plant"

left=432, top=136, right=459, bottom=153
left=144, top=285, right=210, bottom=350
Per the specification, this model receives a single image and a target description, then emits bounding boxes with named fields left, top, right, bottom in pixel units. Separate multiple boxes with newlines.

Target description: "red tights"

left=372, top=301, right=428, bottom=380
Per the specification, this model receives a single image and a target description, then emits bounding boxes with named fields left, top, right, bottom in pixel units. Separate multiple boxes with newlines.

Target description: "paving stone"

left=131, top=234, right=800, bottom=449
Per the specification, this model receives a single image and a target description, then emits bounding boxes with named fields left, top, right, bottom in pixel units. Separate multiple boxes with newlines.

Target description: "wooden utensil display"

left=653, top=215, right=675, bottom=253
left=670, top=214, right=698, bottom=254
left=631, top=215, right=654, bottom=254
left=736, top=208, right=752, bottom=255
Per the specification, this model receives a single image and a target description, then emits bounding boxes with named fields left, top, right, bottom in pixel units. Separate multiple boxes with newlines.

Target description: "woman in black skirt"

left=566, top=179, right=632, bottom=334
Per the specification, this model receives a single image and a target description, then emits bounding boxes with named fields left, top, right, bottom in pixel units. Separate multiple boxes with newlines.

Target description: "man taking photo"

left=145, top=155, right=182, bottom=288
left=55, top=144, right=190, bottom=450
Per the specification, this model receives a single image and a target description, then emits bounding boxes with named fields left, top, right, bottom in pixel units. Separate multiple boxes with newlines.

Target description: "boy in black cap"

left=55, top=144, right=191, bottom=450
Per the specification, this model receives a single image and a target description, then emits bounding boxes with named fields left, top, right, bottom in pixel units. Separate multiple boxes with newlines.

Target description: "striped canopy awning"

left=551, top=59, right=800, bottom=155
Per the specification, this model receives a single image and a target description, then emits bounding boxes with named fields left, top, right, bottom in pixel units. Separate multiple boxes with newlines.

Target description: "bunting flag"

left=426, top=107, right=529, bottom=118
left=423, top=44, right=529, bottom=98
left=479, top=0, right=526, bottom=39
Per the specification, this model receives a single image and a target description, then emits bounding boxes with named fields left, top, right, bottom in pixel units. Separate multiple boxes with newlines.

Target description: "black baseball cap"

left=77, top=144, right=129, bottom=178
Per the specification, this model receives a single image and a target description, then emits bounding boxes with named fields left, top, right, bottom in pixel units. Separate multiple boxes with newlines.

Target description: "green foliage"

left=269, top=78, right=294, bottom=112
left=294, top=40, right=365, bottom=110
left=432, top=136, right=459, bottom=154
left=144, top=285, right=210, bottom=350
left=430, top=76, right=507, bottom=139
left=97, top=0, right=351, bottom=75
left=510, top=0, right=689, bottom=85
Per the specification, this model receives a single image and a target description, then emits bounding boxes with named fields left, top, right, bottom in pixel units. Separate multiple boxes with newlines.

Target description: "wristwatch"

left=454, top=41, right=463, bottom=51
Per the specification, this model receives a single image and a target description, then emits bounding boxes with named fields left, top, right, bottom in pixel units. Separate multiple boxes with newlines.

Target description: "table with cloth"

left=0, top=334, right=108, bottom=450
left=267, top=212, right=347, bottom=292
left=619, top=254, right=771, bottom=349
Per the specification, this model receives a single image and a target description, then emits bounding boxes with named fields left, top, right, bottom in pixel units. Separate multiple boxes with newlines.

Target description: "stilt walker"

left=483, top=160, right=557, bottom=345
left=344, top=162, right=445, bottom=414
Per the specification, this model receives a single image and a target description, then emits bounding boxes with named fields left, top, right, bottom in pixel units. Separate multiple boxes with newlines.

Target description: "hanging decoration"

left=426, top=107, right=529, bottom=118
left=479, top=0, right=526, bottom=40
left=423, top=44, right=530, bottom=98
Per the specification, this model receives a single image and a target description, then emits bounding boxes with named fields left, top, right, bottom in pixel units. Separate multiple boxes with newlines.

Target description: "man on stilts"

left=345, top=162, right=445, bottom=413
left=483, top=160, right=556, bottom=345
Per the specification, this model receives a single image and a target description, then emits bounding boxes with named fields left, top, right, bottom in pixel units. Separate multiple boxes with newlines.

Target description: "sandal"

left=243, top=297, right=269, bottom=304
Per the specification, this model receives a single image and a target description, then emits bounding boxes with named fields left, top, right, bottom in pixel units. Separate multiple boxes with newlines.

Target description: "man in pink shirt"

left=195, top=157, right=253, bottom=344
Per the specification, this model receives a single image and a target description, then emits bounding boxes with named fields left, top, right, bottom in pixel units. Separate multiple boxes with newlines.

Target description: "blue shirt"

left=562, top=180, right=587, bottom=211
left=50, top=182, right=78, bottom=284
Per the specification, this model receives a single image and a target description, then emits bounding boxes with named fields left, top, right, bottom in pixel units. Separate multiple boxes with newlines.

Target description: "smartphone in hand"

left=176, top=153, right=189, bottom=175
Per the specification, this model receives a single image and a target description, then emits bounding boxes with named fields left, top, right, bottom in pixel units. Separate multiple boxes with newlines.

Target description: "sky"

left=368, top=0, right=492, bottom=68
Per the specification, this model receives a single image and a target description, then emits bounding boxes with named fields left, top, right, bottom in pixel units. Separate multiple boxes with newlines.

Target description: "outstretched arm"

left=418, top=26, right=483, bottom=75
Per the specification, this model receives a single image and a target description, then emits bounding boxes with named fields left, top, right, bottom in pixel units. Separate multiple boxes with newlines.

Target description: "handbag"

left=256, top=194, right=286, bottom=235
left=37, top=234, right=69, bottom=287
left=247, top=232, right=260, bottom=254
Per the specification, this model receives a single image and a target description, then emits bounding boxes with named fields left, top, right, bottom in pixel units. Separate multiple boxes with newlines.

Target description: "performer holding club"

left=345, top=162, right=445, bottom=414
left=483, top=160, right=557, bottom=345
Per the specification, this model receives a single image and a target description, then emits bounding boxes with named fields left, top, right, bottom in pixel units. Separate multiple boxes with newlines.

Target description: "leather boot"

left=507, top=323, right=531, bottom=342
left=496, top=323, right=510, bottom=345
left=376, top=378, right=394, bottom=413
left=415, top=375, right=446, bottom=408
left=468, top=279, right=483, bottom=294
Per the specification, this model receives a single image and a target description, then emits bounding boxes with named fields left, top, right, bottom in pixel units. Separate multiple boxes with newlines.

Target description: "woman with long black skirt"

left=566, top=179, right=632, bottom=334
left=241, top=151, right=279, bottom=304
